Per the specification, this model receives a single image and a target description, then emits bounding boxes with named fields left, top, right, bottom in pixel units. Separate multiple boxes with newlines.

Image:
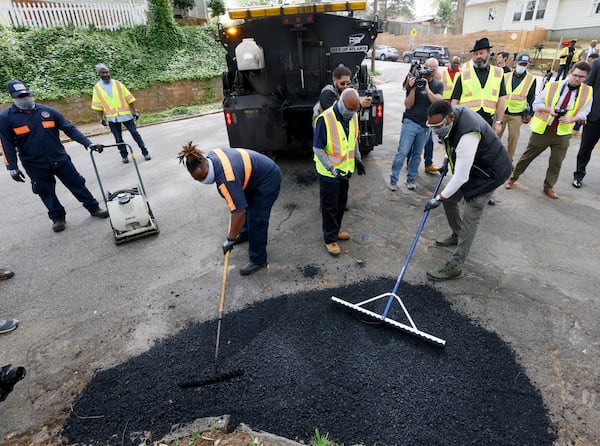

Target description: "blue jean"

left=422, top=131, right=434, bottom=167
left=108, top=119, right=148, bottom=158
left=390, top=118, right=430, bottom=184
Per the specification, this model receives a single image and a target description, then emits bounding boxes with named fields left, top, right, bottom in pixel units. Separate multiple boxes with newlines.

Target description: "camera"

left=0, top=364, right=26, bottom=402
left=409, top=61, right=434, bottom=89
left=535, top=43, right=544, bottom=51
left=555, top=108, right=568, bottom=117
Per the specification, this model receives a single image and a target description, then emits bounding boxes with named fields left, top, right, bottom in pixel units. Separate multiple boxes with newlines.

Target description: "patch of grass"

left=311, top=428, right=334, bottom=446
left=137, top=102, right=221, bottom=125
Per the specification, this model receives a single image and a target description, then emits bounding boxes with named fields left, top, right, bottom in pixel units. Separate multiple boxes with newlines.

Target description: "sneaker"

left=405, top=179, right=417, bottom=190
left=389, top=182, right=398, bottom=192
left=144, top=154, right=152, bottom=161
left=121, top=157, right=129, bottom=164
left=52, top=220, right=66, bottom=232
left=240, top=261, right=267, bottom=276
left=0, top=268, right=15, bottom=281
left=90, top=208, right=109, bottom=218
left=338, top=231, right=350, bottom=241
left=425, top=164, right=439, bottom=174
left=435, top=233, right=458, bottom=247
left=426, top=262, right=462, bottom=281
left=0, top=319, right=19, bottom=334
left=325, top=242, right=341, bottom=256
left=572, top=179, right=582, bottom=188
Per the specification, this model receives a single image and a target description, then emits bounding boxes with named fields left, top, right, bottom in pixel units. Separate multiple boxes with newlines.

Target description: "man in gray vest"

left=423, top=100, right=512, bottom=281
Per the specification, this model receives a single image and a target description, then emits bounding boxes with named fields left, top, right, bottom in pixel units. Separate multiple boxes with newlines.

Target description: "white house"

left=464, top=0, right=600, bottom=40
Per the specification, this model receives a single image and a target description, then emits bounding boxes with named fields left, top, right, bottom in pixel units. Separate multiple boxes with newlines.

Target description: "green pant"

left=510, top=127, right=570, bottom=190
left=499, top=114, right=523, bottom=160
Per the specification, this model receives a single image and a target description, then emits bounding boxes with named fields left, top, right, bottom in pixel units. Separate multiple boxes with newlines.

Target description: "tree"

left=173, top=0, right=195, bottom=12
left=435, top=0, right=455, bottom=28
left=454, top=0, right=466, bottom=34
left=207, top=0, right=226, bottom=18
left=377, top=0, right=415, bottom=21
left=148, top=0, right=182, bottom=48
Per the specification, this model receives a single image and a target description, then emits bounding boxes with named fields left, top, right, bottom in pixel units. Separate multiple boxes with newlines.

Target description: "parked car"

left=366, top=45, right=400, bottom=61
left=402, top=45, right=450, bottom=66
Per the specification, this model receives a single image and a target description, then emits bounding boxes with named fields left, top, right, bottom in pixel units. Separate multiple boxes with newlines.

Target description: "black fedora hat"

left=470, top=37, right=493, bottom=52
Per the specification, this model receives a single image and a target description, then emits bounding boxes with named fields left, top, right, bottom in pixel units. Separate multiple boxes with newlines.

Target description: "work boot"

left=425, top=164, right=439, bottom=174
left=52, top=220, right=66, bottom=232
left=325, top=242, right=341, bottom=256
left=121, top=156, right=129, bottom=164
left=426, top=262, right=462, bottom=281
left=0, top=268, right=15, bottom=281
left=0, top=319, right=19, bottom=334
left=338, top=231, right=350, bottom=241
left=240, top=261, right=267, bottom=276
left=90, top=208, right=109, bottom=218
left=144, top=154, right=152, bottom=161
left=435, top=233, right=458, bottom=247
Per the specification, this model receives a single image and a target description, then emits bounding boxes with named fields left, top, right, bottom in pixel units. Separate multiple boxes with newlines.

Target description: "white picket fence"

left=0, top=1, right=147, bottom=30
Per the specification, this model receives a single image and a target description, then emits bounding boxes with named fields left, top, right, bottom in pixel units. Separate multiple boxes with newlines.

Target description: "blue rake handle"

left=381, top=171, right=446, bottom=319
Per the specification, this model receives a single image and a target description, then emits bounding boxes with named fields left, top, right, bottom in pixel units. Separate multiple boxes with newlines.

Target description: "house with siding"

left=465, top=0, right=600, bottom=40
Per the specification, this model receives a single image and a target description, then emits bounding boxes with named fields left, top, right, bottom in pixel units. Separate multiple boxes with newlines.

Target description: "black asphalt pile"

left=63, top=278, right=556, bottom=445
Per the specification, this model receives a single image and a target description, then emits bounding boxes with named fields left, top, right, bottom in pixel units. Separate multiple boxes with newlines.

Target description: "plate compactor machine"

left=90, top=144, right=159, bottom=244
left=217, top=0, right=384, bottom=155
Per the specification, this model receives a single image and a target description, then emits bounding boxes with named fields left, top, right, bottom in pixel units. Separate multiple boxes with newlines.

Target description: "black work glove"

left=222, top=237, right=235, bottom=255
left=439, top=160, right=449, bottom=177
left=100, top=119, right=108, bottom=127
left=424, top=198, right=442, bottom=212
left=88, top=144, right=104, bottom=153
left=133, top=112, right=140, bottom=121
left=9, top=169, right=25, bottom=183
left=355, top=159, right=366, bottom=176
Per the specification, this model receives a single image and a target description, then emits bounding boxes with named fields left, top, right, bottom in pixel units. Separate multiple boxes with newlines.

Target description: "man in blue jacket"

left=0, top=80, right=108, bottom=232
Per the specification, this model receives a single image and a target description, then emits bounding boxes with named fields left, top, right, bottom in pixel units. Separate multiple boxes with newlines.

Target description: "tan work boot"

left=425, top=164, right=439, bottom=174
left=325, top=242, right=341, bottom=256
left=338, top=231, right=350, bottom=241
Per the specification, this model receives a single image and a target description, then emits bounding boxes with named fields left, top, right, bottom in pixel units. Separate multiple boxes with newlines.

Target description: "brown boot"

left=325, top=242, right=341, bottom=256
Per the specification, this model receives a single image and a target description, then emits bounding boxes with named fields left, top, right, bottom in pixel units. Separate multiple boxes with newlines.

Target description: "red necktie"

left=549, top=89, right=572, bottom=131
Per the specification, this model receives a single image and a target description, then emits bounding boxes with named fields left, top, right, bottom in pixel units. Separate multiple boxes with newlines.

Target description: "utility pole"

left=371, top=0, right=378, bottom=73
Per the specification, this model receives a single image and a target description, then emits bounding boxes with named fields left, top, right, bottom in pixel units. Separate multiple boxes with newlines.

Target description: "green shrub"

left=0, top=24, right=225, bottom=102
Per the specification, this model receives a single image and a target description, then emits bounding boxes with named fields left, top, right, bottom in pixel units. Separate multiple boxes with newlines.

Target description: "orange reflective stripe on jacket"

left=212, top=148, right=235, bottom=181
left=235, top=148, right=252, bottom=190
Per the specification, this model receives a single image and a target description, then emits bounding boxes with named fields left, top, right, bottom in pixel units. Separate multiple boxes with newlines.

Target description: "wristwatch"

left=495, top=120, right=502, bottom=125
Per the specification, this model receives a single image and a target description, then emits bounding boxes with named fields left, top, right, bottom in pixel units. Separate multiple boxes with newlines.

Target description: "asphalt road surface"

left=1, top=60, right=599, bottom=445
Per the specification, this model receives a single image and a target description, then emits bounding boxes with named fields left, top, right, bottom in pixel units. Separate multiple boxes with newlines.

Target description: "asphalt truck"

left=216, top=0, right=384, bottom=155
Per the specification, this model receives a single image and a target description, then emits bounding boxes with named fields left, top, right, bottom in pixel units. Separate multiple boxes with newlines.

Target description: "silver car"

left=367, top=45, right=399, bottom=61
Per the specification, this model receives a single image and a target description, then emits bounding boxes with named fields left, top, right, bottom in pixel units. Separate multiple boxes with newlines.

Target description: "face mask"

left=14, top=96, right=35, bottom=110
left=515, top=65, right=527, bottom=74
left=201, top=158, right=215, bottom=184
left=433, top=121, right=453, bottom=140
left=337, top=100, right=355, bottom=120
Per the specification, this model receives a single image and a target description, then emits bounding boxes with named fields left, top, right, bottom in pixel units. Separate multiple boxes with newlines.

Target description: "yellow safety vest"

left=314, top=107, right=358, bottom=178
left=91, top=80, right=135, bottom=118
left=530, top=81, right=593, bottom=136
left=505, top=71, right=535, bottom=114
left=458, top=61, right=504, bottom=114
left=442, top=67, right=459, bottom=100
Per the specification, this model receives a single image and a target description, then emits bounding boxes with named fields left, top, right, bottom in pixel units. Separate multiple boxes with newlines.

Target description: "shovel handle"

left=219, top=251, right=230, bottom=313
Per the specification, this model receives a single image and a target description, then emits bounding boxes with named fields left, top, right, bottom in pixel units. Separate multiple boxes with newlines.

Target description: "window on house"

left=536, top=0, right=548, bottom=19
left=513, top=1, right=524, bottom=21
left=524, top=0, right=536, bottom=20
left=488, top=7, right=497, bottom=20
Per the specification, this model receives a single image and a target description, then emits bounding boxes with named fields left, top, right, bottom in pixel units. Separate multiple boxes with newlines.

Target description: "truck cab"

left=217, top=0, right=384, bottom=155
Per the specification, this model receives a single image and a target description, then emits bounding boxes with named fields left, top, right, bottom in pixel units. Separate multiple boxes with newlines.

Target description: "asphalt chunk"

left=63, top=278, right=556, bottom=445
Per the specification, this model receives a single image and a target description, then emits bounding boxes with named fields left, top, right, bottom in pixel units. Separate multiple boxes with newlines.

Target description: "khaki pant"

left=511, top=127, right=570, bottom=190
left=499, top=114, right=523, bottom=160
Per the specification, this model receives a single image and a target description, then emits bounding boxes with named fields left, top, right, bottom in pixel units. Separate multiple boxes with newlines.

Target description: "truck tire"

left=379, top=54, right=386, bottom=61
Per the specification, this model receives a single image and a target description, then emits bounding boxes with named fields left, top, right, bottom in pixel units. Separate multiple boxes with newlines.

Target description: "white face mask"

left=14, top=96, right=35, bottom=110
left=336, top=100, right=355, bottom=120
left=201, top=158, right=215, bottom=184
left=515, top=65, right=527, bottom=74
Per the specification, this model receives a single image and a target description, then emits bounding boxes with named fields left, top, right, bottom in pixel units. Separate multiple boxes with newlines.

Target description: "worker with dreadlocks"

left=178, top=142, right=282, bottom=276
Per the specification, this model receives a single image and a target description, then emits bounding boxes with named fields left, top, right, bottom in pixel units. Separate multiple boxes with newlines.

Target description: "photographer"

left=506, top=62, right=592, bottom=199
left=389, top=61, right=443, bottom=191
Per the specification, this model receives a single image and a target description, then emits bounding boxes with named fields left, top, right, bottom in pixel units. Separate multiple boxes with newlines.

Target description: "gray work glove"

left=355, top=159, right=366, bottom=176
left=9, top=169, right=25, bottom=183
left=222, top=237, right=235, bottom=255
left=330, top=167, right=347, bottom=181
left=424, top=198, right=442, bottom=212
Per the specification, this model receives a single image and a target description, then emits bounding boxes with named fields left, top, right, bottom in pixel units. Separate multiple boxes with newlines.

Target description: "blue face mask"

left=515, top=65, right=527, bottom=75
left=337, top=100, right=356, bottom=120
left=14, top=96, right=35, bottom=110
left=201, top=158, right=215, bottom=184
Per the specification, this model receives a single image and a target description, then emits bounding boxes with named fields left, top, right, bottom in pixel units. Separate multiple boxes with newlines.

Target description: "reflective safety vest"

left=91, top=80, right=135, bottom=118
left=314, top=107, right=358, bottom=177
left=442, top=67, right=459, bottom=100
left=505, top=71, right=535, bottom=114
left=458, top=61, right=504, bottom=114
left=530, top=81, right=593, bottom=136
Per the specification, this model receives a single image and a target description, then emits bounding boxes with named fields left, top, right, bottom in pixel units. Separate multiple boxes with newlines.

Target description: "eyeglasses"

left=339, top=81, right=351, bottom=86
left=426, top=116, right=449, bottom=129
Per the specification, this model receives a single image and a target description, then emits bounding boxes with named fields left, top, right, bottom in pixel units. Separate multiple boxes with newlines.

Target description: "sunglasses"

left=339, top=81, right=351, bottom=86
left=426, top=116, right=449, bottom=129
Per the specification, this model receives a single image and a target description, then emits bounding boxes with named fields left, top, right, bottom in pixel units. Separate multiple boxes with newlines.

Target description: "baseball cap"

left=515, top=54, right=531, bottom=64
left=6, top=80, right=32, bottom=97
